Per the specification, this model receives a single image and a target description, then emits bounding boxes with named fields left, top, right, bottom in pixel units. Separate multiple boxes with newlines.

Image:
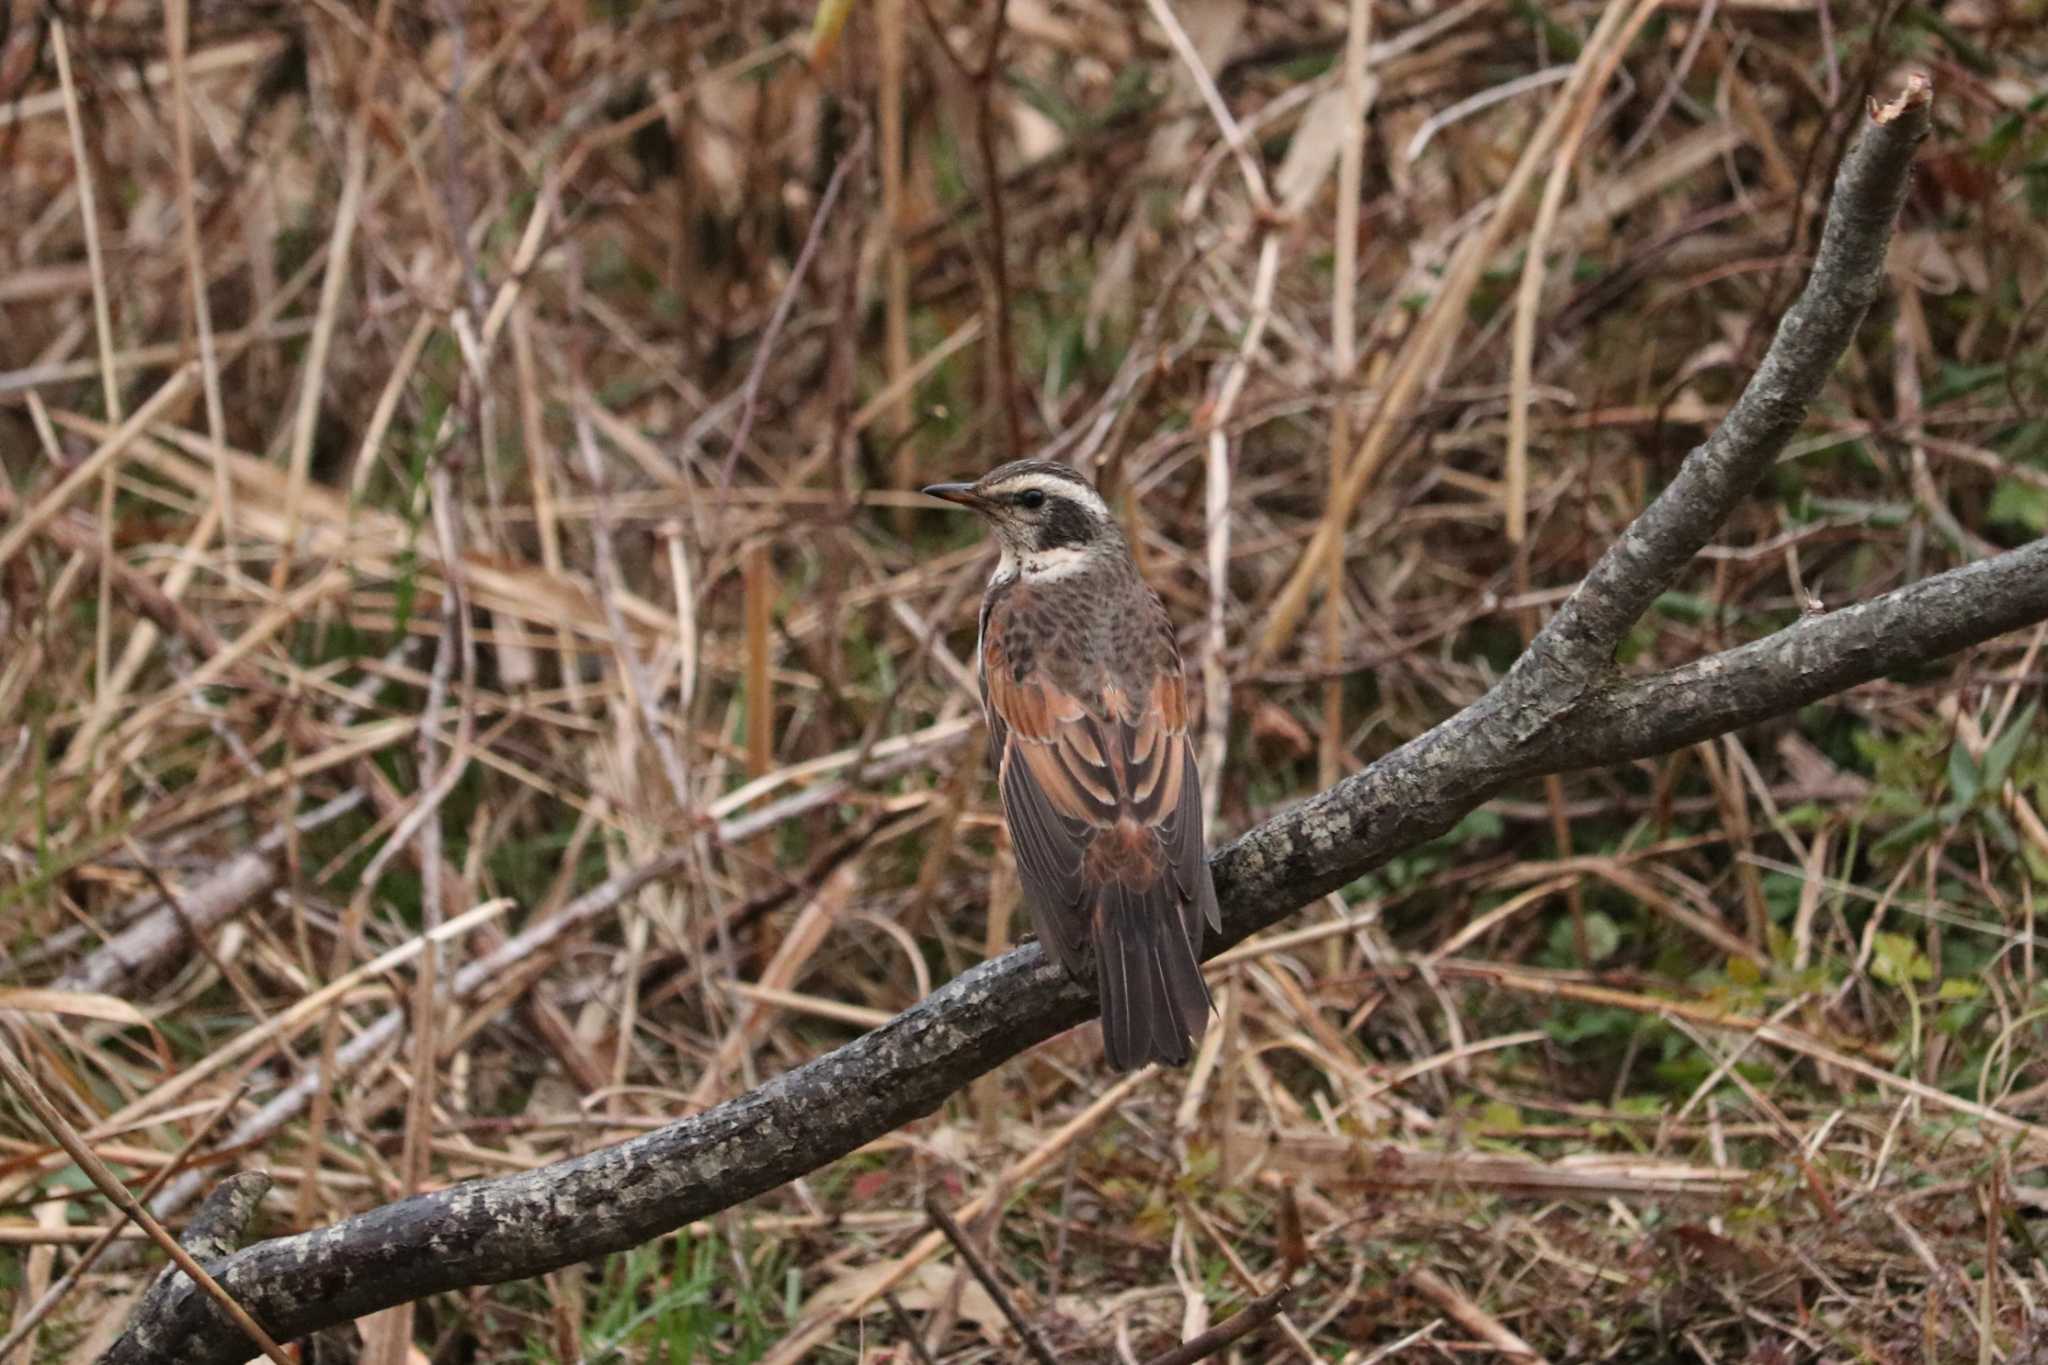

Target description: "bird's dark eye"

left=1016, top=489, right=1047, bottom=510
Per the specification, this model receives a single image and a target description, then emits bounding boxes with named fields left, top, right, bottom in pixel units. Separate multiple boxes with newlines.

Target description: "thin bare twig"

left=923, top=1196, right=1060, bottom=1365
left=1410, top=1268, right=1548, bottom=1363
left=1138, top=1283, right=1292, bottom=1365
left=718, top=122, right=874, bottom=497
left=881, top=1292, right=941, bottom=1365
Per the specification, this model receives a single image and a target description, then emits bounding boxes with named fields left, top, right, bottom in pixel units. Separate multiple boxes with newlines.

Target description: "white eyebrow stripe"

left=984, top=471, right=1109, bottom=518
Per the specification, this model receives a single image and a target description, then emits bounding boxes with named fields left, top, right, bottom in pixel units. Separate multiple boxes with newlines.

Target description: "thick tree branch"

left=1525, top=75, right=1931, bottom=685
left=102, top=82, right=2018, bottom=1365
left=118, top=1174, right=276, bottom=1363
left=1552, top=536, right=2048, bottom=769
left=1204, top=534, right=2047, bottom=942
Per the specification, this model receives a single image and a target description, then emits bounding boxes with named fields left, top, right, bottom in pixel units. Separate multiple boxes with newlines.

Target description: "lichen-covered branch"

left=1525, top=77, right=1932, bottom=685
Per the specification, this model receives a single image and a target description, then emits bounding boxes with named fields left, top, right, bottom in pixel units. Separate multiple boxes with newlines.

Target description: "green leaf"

left=2026, top=840, right=2048, bottom=884
left=1982, top=112, right=2026, bottom=162
left=1545, top=1006, right=1636, bottom=1045
left=1980, top=806, right=2021, bottom=854
left=1874, top=809, right=1940, bottom=856
left=1478, top=1101, right=1523, bottom=1134
left=1873, top=931, right=1934, bottom=986
left=1926, top=359, right=2010, bottom=404
left=1938, top=1000, right=1987, bottom=1036
left=1949, top=740, right=1982, bottom=806
left=1548, top=910, right=1622, bottom=964
left=1983, top=702, right=2039, bottom=792
left=1989, top=480, right=2048, bottom=533
left=1583, top=911, right=1622, bottom=964
left=1653, top=591, right=1715, bottom=623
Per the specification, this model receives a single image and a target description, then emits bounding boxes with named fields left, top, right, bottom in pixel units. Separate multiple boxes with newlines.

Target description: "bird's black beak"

left=921, top=481, right=983, bottom=509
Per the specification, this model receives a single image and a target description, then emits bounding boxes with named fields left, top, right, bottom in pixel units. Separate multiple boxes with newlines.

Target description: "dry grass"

left=3, top=1, right=2048, bottom=1361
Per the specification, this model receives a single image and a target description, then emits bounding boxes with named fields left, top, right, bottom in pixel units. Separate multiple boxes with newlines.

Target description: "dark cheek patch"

left=1034, top=500, right=1093, bottom=551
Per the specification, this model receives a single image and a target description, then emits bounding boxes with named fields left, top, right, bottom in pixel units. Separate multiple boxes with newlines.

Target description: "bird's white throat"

left=995, top=542, right=1094, bottom=584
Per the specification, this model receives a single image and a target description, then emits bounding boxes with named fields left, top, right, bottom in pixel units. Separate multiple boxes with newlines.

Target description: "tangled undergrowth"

left=4, top=1, right=2048, bottom=1361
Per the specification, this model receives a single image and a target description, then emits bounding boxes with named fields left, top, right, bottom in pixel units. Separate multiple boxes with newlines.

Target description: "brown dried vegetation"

left=4, top=1, right=2048, bottom=1361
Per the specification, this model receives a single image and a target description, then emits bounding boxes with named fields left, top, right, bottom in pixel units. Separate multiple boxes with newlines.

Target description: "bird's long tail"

left=1093, top=881, right=1212, bottom=1070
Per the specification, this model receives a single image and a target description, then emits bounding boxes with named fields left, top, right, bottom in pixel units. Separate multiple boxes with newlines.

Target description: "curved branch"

left=1550, top=536, right=2048, bottom=770
left=1525, top=75, right=1931, bottom=683
left=102, top=82, right=1988, bottom=1365
left=109, top=949, right=1096, bottom=1365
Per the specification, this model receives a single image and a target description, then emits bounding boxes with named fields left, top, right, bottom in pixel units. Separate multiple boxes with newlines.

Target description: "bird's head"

left=921, top=460, right=1120, bottom=580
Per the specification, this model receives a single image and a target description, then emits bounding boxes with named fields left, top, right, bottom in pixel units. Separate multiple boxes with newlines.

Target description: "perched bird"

left=923, top=460, right=1220, bottom=1069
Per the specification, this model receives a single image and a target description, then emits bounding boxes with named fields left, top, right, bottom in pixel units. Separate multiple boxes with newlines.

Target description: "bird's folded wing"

left=982, top=633, right=1216, bottom=976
